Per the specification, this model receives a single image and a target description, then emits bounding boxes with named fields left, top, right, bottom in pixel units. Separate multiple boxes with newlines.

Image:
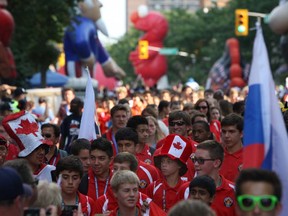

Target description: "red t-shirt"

left=220, top=147, right=243, bottom=182
left=211, top=175, right=236, bottom=216
left=95, top=188, right=163, bottom=215
left=146, top=178, right=187, bottom=212
left=210, top=120, right=221, bottom=142
left=175, top=181, right=190, bottom=203
left=137, top=160, right=160, bottom=193
left=78, top=192, right=96, bottom=216
left=136, top=144, right=153, bottom=164
left=87, top=168, right=112, bottom=201
left=176, top=175, right=237, bottom=216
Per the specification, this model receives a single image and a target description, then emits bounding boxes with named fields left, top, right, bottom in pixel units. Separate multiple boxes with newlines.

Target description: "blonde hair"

left=110, top=170, right=140, bottom=192
left=32, top=181, right=62, bottom=209
left=146, top=116, right=165, bottom=142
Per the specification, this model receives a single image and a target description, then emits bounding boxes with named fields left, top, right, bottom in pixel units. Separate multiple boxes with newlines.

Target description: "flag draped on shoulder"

left=78, top=69, right=98, bottom=140
left=243, top=23, right=288, bottom=214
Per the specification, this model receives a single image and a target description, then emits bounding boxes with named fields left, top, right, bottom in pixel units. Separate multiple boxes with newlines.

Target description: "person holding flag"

left=243, top=21, right=288, bottom=216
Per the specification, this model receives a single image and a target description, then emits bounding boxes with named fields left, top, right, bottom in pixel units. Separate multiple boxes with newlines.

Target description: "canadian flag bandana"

left=2, top=110, right=51, bottom=157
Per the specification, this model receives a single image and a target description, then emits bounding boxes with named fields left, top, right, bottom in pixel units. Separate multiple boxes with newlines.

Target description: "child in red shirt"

left=109, top=170, right=166, bottom=216
left=146, top=134, right=193, bottom=212
left=56, top=155, right=96, bottom=216
left=127, top=115, right=154, bottom=164
left=115, top=127, right=160, bottom=193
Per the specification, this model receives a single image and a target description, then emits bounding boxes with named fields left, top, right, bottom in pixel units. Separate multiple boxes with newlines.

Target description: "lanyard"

left=162, top=189, right=166, bottom=212
left=95, top=176, right=109, bottom=199
left=61, top=194, right=79, bottom=208
left=51, top=155, right=57, bottom=166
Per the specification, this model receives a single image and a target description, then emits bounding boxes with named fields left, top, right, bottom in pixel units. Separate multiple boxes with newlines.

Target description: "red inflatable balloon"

left=230, top=77, right=246, bottom=88
left=129, top=6, right=169, bottom=87
left=0, top=8, right=14, bottom=47
left=0, top=7, right=17, bottom=78
left=230, top=64, right=242, bottom=78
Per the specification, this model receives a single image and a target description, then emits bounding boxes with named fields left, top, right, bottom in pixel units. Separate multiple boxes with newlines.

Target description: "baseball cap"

left=13, top=87, right=27, bottom=98
left=0, top=167, right=33, bottom=201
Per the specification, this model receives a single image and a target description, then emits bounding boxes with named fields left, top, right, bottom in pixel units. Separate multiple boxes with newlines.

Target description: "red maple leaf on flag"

left=173, top=142, right=182, bottom=150
left=15, top=119, right=38, bottom=137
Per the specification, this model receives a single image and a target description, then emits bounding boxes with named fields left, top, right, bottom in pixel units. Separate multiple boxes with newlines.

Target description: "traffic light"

left=138, top=40, right=149, bottom=59
left=235, top=9, right=249, bottom=36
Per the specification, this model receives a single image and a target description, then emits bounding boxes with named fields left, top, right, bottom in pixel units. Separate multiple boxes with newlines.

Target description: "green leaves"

left=109, top=0, right=284, bottom=87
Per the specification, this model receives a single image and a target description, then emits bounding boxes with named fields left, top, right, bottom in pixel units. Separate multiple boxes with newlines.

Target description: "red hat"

left=2, top=110, right=52, bottom=157
left=154, top=134, right=192, bottom=176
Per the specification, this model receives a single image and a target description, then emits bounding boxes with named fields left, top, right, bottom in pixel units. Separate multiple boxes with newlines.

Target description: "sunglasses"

left=237, top=195, right=278, bottom=212
left=169, top=121, right=185, bottom=127
left=42, top=133, right=52, bottom=138
left=192, top=156, right=215, bottom=164
left=196, top=106, right=208, bottom=110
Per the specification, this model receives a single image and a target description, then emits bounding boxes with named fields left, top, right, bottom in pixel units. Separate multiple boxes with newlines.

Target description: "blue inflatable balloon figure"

left=64, top=0, right=125, bottom=79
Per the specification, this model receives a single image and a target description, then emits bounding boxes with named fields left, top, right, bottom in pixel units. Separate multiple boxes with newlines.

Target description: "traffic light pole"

left=248, top=12, right=268, bottom=24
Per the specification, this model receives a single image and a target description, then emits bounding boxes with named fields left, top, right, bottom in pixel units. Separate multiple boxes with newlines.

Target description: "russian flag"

left=78, top=68, right=99, bottom=140
left=243, top=23, right=288, bottom=214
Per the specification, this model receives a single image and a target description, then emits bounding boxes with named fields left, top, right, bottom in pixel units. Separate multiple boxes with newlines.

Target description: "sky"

left=99, top=0, right=127, bottom=45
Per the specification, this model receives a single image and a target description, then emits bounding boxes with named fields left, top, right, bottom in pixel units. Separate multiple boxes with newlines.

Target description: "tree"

left=108, top=0, right=283, bottom=88
left=7, top=0, right=75, bottom=87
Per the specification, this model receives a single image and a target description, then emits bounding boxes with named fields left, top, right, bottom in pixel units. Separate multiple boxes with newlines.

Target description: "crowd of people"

left=0, top=83, right=286, bottom=216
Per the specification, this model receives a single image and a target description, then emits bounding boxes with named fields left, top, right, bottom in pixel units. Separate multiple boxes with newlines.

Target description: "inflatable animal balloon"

left=64, top=0, right=125, bottom=80
left=206, top=38, right=249, bottom=94
left=0, top=0, right=17, bottom=79
left=129, top=5, right=169, bottom=87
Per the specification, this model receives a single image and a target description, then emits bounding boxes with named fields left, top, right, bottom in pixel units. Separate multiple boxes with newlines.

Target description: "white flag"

left=78, top=69, right=98, bottom=140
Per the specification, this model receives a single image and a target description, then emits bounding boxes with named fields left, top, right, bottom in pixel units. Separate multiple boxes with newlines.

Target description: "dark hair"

left=158, top=100, right=170, bottom=113
left=141, top=106, right=158, bottom=119
left=219, top=100, right=233, bottom=117
left=70, top=97, right=84, bottom=108
left=110, top=104, right=128, bottom=117
left=213, top=90, right=224, bottom=101
left=192, top=121, right=211, bottom=132
left=115, top=127, right=138, bottom=145
left=70, top=138, right=91, bottom=156
left=189, top=175, right=216, bottom=198
left=197, top=141, right=224, bottom=164
left=3, top=159, right=34, bottom=185
left=204, top=89, right=214, bottom=95
left=235, top=168, right=282, bottom=201
left=232, top=100, right=245, bottom=116
left=183, top=103, right=194, bottom=111
left=194, top=99, right=211, bottom=121
left=41, top=123, right=61, bottom=138
left=91, top=137, right=113, bottom=158
left=56, top=155, right=83, bottom=178
left=113, top=152, right=138, bottom=173
left=191, top=112, right=207, bottom=125
left=169, top=110, right=191, bottom=126
left=221, top=113, right=243, bottom=132
left=38, top=97, right=47, bottom=104
left=118, top=98, right=129, bottom=105
left=126, top=115, right=148, bottom=130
